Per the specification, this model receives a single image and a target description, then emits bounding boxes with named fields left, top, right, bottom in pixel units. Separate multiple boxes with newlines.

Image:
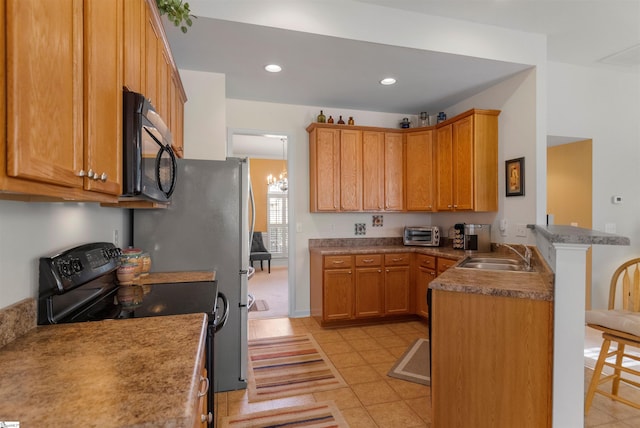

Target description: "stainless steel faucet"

left=498, top=243, right=532, bottom=271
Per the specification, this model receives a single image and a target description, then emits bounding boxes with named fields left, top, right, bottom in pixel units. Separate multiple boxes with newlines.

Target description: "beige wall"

left=249, top=158, right=286, bottom=232
left=547, top=140, right=592, bottom=228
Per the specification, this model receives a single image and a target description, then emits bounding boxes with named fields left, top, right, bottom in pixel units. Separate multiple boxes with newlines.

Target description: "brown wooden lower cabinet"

left=431, top=289, right=553, bottom=428
left=415, top=254, right=437, bottom=318
left=354, top=255, right=384, bottom=318
left=310, top=251, right=417, bottom=326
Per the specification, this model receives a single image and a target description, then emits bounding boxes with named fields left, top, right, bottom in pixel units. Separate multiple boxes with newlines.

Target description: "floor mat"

left=247, top=334, right=347, bottom=402
left=387, top=338, right=430, bottom=385
left=220, top=400, right=349, bottom=427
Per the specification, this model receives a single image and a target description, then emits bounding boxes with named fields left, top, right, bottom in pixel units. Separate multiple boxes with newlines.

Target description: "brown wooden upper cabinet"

left=361, top=131, right=404, bottom=211
left=1, top=0, right=186, bottom=204
left=308, top=108, right=499, bottom=213
left=2, top=0, right=121, bottom=202
left=435, top=109, right=500, bottom=212
left=308, top=127, right=363, bottom=212
left=405, top=130, right=435, bottom=211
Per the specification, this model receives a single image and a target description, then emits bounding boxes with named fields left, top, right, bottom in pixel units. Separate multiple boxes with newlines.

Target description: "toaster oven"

left=403, top=226, right=441, bottom=247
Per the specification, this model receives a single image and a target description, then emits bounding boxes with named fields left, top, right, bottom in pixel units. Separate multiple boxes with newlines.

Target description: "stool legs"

left=612, top=343, right=626, bottom=395
left=585, top=337, right=611, bottom=413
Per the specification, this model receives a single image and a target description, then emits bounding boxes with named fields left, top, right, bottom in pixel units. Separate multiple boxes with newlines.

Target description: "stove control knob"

left=58, top=260, right=72, bottom=277
left=71, top=258, right=83, bottom=274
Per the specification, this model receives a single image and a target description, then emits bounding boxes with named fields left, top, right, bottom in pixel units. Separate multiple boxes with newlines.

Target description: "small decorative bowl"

left=116, top=263, right=137, bottom=284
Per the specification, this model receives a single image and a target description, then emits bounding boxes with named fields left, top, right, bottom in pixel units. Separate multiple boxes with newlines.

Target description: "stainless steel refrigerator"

left=132, top=158, right=250, bottom=392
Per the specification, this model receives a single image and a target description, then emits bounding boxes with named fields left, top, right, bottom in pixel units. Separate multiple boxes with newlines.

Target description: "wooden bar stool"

left=585, top=258, right=640, bottom=413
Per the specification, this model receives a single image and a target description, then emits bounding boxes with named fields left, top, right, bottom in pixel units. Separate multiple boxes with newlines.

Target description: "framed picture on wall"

left=506, top=157, right=525, bottom=196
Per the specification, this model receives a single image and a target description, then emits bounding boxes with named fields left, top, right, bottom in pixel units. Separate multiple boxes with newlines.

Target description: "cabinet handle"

left=201, top=412, right=213, bottom=423
left=362, top=258, right=374, bottom=263
left=332, top=260, right=345, bottom=265
left=77, top=170, right=86, bottom=177
left=197, top=375, right=209, bottom=397
left=447, top=204, right=452, bottom=208
left=378, top=269, right=382, bottom=273
left=386, top=269, right=389, bottom=273
left=348, top=270, right=352, bottom=274
left=392, top=257, right=404, bottom=262
left=430, top=272, right=436, bottom=276
left=87, top=169, right=95, bottom=179
left=100, top=172, right=108, bottom=182
left=453, top=204, right=458, bottom=208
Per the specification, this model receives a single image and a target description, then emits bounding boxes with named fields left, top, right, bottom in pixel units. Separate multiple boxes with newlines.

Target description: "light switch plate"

left=516, top=224, right=527, bottom=237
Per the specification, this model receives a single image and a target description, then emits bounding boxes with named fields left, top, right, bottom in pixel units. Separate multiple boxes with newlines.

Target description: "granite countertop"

left=430, top=255, right=555, bottom=301
left=309, top=244, right=467, bottom=260
left=140, top=270, right=216, bottom=284
left=0, top=312, right=208, bottom=427
left=528, top=224, right=630, bottom=246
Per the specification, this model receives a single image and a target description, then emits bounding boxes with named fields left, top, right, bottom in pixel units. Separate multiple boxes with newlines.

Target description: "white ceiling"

left=163, top=0, right=640, bottom=152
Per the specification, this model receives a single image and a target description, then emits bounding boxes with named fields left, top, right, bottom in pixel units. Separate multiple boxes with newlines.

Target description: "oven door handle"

left=215, top=291, right=229, bottom=332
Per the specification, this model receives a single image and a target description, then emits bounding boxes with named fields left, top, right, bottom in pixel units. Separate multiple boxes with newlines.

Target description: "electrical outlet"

left=113, top=229, right=119, bottom=247
left=516, top=224, right=527, bottom=238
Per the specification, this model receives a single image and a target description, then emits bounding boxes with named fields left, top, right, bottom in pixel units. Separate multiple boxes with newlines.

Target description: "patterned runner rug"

left=220, top=400, right=349, bottom=427
left=247, top=334, right=347, bottom=402
left=387, top=338, right=431, bottom=385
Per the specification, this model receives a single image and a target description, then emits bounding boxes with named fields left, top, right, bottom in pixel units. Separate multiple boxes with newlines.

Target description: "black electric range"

left=37, top=242, right=227, bottom=427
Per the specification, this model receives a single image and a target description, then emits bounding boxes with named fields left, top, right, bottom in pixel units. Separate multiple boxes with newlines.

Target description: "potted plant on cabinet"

left=156, top=0, right=196, bottom=33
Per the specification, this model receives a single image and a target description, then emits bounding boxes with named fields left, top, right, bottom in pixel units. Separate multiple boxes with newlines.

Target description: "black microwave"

left=122, top=90, right=177, bottom=202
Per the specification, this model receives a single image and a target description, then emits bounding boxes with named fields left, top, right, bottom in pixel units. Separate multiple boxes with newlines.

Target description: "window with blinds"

left=266, top=190, right=288, bottom=258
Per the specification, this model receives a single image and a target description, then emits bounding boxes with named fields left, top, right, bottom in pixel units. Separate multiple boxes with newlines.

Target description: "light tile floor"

left=214, top=317, right=640, bottom=427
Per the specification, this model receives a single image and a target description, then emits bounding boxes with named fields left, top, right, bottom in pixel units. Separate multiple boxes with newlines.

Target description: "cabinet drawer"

left=384, top=253, right=411, bottom=266
left=355, top=254, right=382, bottom=267
left=416, top=254, right=436, bottom=270
left=324, top=255, right=353, bottom=269
left=437, top=257, right=457, bottom=274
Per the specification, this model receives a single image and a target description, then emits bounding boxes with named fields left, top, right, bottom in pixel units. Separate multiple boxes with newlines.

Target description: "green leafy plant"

left=156, top=0, right=196, bottom=33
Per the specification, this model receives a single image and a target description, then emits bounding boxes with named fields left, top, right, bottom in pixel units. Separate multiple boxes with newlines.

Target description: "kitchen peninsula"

left=429, top=249, right=554, bottom=428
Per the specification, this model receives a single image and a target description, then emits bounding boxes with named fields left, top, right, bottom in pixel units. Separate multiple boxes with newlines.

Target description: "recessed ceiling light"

left=264, top=64, right=282, bottom=73
left=380, top=77, right=396, bottom=85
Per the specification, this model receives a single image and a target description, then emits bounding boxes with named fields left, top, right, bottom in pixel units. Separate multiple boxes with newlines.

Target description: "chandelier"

left=267, top=138, right=288, bottom=192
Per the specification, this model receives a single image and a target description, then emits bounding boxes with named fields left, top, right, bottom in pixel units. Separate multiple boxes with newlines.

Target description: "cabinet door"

left=437, top=257, right=457, bottom=276
left=362, top=131, right=384, bottom=211
left=416, top=267, right=436, bottom=318
left=6, top=0, right=84, bottom=188
left=83, top=0, right=123, bottom=196
left=339, top=130, right=362, bottom=211
left=453, top=115, right=474, bottom=210
left=355, top=267, right=384, bottom=318
left=435, top=125, right=454, bottom=211
left=405, top=130, right=434, bottom=211
left=323, top=269, right=354, bottom=320
left=310, top=128, right=340, bottom=211
left=170, top=74, right=186, bottom=158
left=145, top=2, right=159, bottom=108
left=156, top=45, right=171, bottom=120
left=385, top=266, right=411, bottom=314
left=384, top=132, right=404, bottom=211
left=123, top=0, right=145, bottom=93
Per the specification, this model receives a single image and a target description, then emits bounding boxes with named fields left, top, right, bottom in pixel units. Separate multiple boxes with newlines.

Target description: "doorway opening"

left=229, top=129, right=294, bottom=319
left=546, top=137, right=593, bottom=309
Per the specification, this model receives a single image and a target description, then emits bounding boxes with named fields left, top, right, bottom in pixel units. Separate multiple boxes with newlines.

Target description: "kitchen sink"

left=463, top=257, right=521, bottom=265
left=457, top=257, right=532, bottom=272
